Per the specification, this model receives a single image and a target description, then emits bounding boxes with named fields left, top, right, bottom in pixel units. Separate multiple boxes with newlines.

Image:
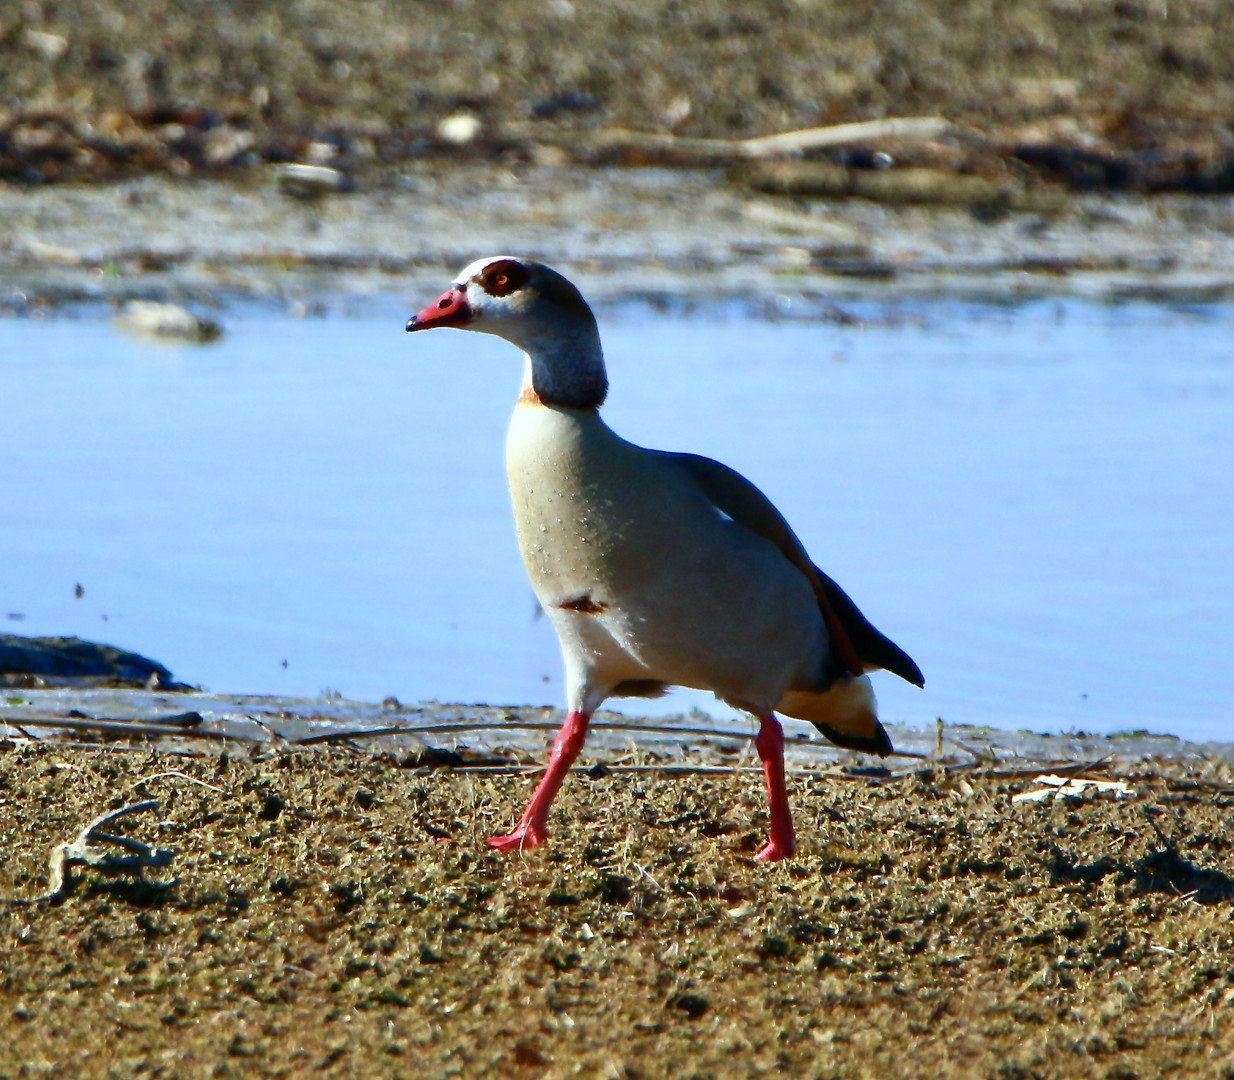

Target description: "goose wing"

left=666, top=452, right=924, bottom=689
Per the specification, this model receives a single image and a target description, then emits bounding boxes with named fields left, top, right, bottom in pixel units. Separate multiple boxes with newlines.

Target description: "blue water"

left=2, top=300, right=1231, bottom=741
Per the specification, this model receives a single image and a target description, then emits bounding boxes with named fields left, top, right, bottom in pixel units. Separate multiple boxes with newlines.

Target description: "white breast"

left=506, top=401, right=825, bottom=714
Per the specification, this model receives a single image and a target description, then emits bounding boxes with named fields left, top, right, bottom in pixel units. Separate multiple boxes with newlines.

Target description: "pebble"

left=24, top=239, right=84, bottom=266
left=203, top=126, right=255, bottom=167
left=275, top=163, right=350, bottom=198
left=113, top=301, right=222, bottom=343
left=22, top=29, right=69, bottom=60
left=436, top=113, right=483, bottom=146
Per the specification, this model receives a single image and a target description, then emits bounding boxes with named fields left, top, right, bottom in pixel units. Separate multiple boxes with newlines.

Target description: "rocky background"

left=2, top=0, right=1233, bottom=190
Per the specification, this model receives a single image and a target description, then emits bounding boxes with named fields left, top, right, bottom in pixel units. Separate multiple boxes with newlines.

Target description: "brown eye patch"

left=478, top=259, right=530, bottom=297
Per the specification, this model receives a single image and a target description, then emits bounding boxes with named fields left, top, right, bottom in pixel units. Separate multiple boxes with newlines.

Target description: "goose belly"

left=506, top=405, right=824, bottom=710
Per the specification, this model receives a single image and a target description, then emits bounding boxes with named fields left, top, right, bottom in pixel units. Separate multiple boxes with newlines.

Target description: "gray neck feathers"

left=522, top=317, right=608, bottom=409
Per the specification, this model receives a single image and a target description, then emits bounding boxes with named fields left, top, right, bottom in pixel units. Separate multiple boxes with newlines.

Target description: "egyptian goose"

left=406, top=257, right=923, bottom=861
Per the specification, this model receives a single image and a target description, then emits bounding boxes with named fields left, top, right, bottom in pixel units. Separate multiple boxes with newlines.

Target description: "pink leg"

left=488, top=710, right=591, bottom=853
left=753, top=715, right=796, bottom=862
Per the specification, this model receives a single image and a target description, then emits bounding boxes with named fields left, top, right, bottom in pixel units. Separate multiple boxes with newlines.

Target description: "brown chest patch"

left=517, top=386, right=543, bottom=406
left=556, top=593, right=607, bottom=615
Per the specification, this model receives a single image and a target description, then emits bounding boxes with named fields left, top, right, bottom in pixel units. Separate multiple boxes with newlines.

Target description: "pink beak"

left=406, top=286, right=473, bottom=332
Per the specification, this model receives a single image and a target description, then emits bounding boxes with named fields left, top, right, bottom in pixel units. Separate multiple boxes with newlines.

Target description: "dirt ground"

left=1, top=740, right=1231, bottom=1079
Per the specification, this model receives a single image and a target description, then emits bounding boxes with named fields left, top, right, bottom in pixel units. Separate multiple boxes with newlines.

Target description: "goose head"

left=406, top=256, right=607, bottom=409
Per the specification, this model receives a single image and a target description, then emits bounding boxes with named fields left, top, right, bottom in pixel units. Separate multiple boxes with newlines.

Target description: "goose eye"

left=480, top=259, right=529, bottom=297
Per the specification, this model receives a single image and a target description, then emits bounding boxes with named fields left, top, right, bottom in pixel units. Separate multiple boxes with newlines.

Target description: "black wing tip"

left=812, top=565, right=924, bottom=689
left=869, top=642, right=924, bottom=689
left=901, top=656, right=926, bottom=689
left=812, top=720, right=894, bottom=757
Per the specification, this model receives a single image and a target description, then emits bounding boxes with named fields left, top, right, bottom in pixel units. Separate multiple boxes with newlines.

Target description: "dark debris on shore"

left=3, top=0, right=1234, bottom=200
left=4, top=98, right=1234, bottom=202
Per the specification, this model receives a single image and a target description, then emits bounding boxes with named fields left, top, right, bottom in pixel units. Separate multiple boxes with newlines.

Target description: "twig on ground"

left=439, top=763, right=929, bottom=778
left=990, top=757, right=1114, bottom=781
left=956, top=741, right=1001, bottom=764
left=631, top=862, right=664, bottom=891
left=291, top=720, right=762, bottom=746
left=738, top=117, right=950, bottom=158
left=2, top=721, right=38, bottom=740
left=244, top=714, right=289, bottom=746
left=847, top=757, right=1126, bottom=786
left=21, top=742, right=202, bottom=756
left=498, top=116, right=950, bottom=164
left=291, top=719, right=934, bottom=755
left=1, top=800, right=174, bottom=906
left=133, top=770, right=225, bottom=793
left=147, top=711, right=205, bottom=728
left=5, top=714, right=263, bottom=743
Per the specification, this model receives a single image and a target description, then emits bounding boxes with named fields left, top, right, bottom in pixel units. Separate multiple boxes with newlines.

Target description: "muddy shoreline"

left=2, top=685, right=1233, bottom=764
left=3, top=166, right=1234, bottom=315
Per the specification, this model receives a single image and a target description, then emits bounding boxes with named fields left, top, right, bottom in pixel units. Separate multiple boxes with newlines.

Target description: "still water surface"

left=2, top=300, right=1231, bottom=741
